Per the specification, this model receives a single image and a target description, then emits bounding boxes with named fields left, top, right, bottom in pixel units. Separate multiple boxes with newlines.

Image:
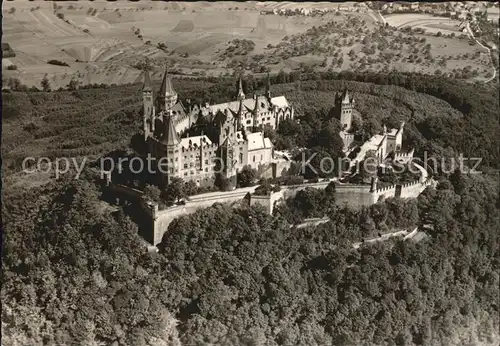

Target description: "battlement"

left=394, top=148, right=415, bottom=158
left=401, top=180, right=421, bottom=188
left=181, top=142, right=219, bottom=153
left=375, top=184, right=397, bottom=193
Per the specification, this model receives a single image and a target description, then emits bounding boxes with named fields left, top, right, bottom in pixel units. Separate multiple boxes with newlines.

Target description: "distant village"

left=259, top=3, right=369, bottom=17
left=259, top=2, right=499, bottom=23
left=380, top=1, right=499, bottom=22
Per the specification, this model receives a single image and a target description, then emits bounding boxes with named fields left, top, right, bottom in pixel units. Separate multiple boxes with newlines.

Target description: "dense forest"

left=2, top=71, right=499, bottom=345
left=2, top=168, right=498, bottom=345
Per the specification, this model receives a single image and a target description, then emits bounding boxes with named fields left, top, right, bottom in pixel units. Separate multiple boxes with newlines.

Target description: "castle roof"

left=353, top=134, right=385, bottom=163
left=171, top=101, right=187, bottom=119
left=142, top=70, right=152, bottom=92
left=247, top=132, right=272, bottom=151
left=159, top=68, right=176, bottom=96
left=221, top=136, right=233, bottom=147
left=270, top=96, right=288, bottom=108
left=209, top=95, right=285, bottom=117
left=161, top=114, right=180, bottom=146
left=342, top=89, right=351, bottom=103
left=386, top=128, right=398, bottom=137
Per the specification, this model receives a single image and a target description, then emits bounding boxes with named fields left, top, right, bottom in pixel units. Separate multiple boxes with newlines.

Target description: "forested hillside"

left=2, top=71, right=499, bottom=345
left=2, top=71, right=499, bottom=178
left=2, top=169, right=498, bottom=345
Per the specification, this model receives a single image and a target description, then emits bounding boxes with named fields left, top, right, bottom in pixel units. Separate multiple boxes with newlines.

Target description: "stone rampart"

left=399, top=180, right=429, bottom=199
left=107, top=177, right=433, bottom=246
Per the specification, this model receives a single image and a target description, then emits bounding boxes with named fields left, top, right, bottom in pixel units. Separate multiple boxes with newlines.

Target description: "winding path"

left=466, top=22, right=497, bottom=83
left=352, top=227, right=420, bottom=249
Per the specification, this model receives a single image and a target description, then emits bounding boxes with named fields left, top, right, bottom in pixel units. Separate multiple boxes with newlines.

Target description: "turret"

left=219, top=136, right=237, bottom=188
left=142, top=70, right=155, bottom=140
left=236, top=97, right=243, bottom=131
left=237, top=75, right=245, bottom=101
left=252, top=94, right=259, bottom=132
left=157, top=67, right=177, bottom=112
left=336, top=88, right=354, bottom=131
left=161, top=111, right=180, bottom=148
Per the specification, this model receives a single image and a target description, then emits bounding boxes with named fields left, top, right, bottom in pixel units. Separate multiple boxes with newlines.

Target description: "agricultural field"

left=1, top=1, right=497, bottom=89
left=384, top=14, right=464, bottom=35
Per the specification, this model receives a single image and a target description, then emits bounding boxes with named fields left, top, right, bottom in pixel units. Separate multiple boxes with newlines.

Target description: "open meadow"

left=2, top=1, right=497, bottom=89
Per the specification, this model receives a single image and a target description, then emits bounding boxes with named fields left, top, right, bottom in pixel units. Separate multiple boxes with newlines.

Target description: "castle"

left=141, top=69, right=294, bottom=187
left=333, top=89, right=412, bottom=167
left=103, top=79, right=431, bottom=246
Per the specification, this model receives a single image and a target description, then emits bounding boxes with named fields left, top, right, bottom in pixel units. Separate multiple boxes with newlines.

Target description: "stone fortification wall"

left=152, top=189, right=252, bottom=245
left=374, top=184, right=398, bottom=202
left=107, top=177, right=433, bottom=246
left=399, top=180, right=430, bottom=199
left=334, top=184, right=376, bottom=207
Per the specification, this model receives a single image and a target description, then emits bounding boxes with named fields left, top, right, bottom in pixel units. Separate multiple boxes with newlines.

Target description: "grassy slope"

left=2, top=2, right=495, bottom=88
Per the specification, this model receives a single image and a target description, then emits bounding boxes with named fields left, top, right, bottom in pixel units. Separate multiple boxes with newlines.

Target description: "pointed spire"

left=162, top=113, right=180, bottom=146
left=159, top=66, right=176, bottom=96
left=237, top=75, right=245, bottom=101
left=142, top=69, right=152, bottom=92
left=341, top=88, right=350, bottom=104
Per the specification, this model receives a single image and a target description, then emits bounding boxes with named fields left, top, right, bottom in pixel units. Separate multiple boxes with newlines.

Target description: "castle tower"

left=142, top=70, right=154, bottom=140
left=236, top=97, right=244, bottom=131
left=336, top=89, right=354, bottom=131
left=157, top=67, right=178, bottom=113
left=252, top=94, right=259, bottom=132
left=265, top=72, right=271, bottom=100
left=160, top=111, right=181, bottom=185
left=219, top=136, right=237, bottom=188
left=237, top=76, right=245, bottom=101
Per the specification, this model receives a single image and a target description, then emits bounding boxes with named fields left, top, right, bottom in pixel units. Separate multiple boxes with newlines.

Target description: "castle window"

left=262, top=118, right=265, bottom=122
left=267, top=117, right=270, bottom=121
left=190, top=162, right=193, bottom=167
left=240, top=153, right=243, bottom=163
left=261, top=155, right=263, bottom=161
left=184, top=164, right=188, bottom=169
left=168, top=150, right=173, bottom=155
left=261, top=102, right=265, bottom=108
left=184, top=172, right=188, bottom=176
left=170, top=168, right=174, bottom=173
left=205, top=159, right=208, bottom=164
left=205, top=168, right=208, bottom=172
left=246, top=120, right=251, bottom=124
left=190, top=171, right=194, bottom=175
left=175, top=157, right=178, bottom=162
left=253, top=156, right=255, bottom=162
